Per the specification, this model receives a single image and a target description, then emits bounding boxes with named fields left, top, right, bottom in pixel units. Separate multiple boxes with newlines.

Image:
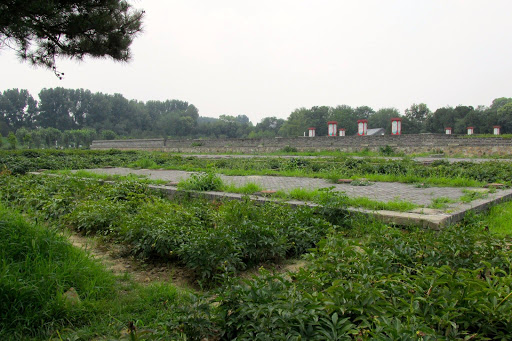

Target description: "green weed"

left=177, top=172, right=224, bottom=191
left=223, top=182, right=263, bottom=194
left=460, top=189, right=489, bottom=203
left=484, top=201, right=512, bottom=235
left=429, top=197, right=456, bottom=209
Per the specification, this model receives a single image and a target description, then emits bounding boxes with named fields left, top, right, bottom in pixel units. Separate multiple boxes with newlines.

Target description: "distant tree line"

left=1, top=87, right=511, bottom=149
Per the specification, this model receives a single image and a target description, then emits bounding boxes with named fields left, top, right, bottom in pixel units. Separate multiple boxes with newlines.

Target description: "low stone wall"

left=90, top=134, right=512, bottom=156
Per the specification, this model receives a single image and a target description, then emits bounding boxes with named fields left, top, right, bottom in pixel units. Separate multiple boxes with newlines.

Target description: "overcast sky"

left=2, top=0, right=512, bottom=123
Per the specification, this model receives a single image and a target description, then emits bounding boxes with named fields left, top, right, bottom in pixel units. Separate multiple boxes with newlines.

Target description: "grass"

left=460, top=189, right=490, bottom=203
left=355, top=173, right=486, bottom=187
left=273, top=187, right=420, bottom=212
left=484, top=201, right=512, bottom=236
left=170, top=167, right=487, bottom=188
left=0, top=203, right=197, bottom=340
left=0, top=204, right=115, bottom=338
left=223, top=181, right=263, bottom=194
left=429, top=197, right=456, bottom=209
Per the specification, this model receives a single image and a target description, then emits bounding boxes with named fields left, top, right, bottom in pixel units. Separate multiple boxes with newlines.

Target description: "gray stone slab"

left=68, top=167, right=512, bottom=229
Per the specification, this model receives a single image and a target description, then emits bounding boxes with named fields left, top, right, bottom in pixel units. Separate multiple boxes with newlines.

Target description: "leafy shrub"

left=178, top=172, right=224, bottom=191
left=123, top=200, right=202, bottom=259
left=130, top=157, right=158, bottom=169
left=281, top=145, right=298, bottom=153
left=0, top=174, right=337, bottom=285
left=63, top=199, right=128, bottom=235
left=215, top=221, right=512, bottom=339
left=177, top=228, right=244, bottom=283
left=379, top=144, right=395, bottom=155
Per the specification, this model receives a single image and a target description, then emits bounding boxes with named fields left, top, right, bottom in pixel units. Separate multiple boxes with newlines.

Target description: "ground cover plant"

left=54, top=169, right=169, bottom=185
left=213, top=217, right=512, bottom=340
left=2, top=149, right=512, bottom=187
left=273, top=187, right=420, bottom=212
left=0, top=173, right=338, bottom=285
left=2, top=170, right=512, bottom=339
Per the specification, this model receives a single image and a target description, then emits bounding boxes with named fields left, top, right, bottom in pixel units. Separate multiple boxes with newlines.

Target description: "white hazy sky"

left=2, top=0, right=512, bottom=123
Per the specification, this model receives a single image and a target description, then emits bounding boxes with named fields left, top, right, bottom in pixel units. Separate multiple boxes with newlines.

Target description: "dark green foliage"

left=7, top=131, right=16, bottom=149
left=215, top=220, right=512, bottom=340
left=1, top=0, right=144, bottom=73
left=379, top=144, right=395, bottom=156
left=281, top=145, right=298, bottom=153
left=0, top=174, right=337, bottom=285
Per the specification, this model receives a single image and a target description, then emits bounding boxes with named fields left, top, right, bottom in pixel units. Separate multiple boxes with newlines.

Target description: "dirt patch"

left=65, top=232, right=196, bottom=289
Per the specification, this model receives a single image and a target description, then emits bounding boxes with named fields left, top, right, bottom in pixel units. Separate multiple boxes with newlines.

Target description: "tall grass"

left=484, top=201, right=512, bottom=236
left=0, top=204, right=115, bottom=338
left=0, top=203, right=195, bottom=340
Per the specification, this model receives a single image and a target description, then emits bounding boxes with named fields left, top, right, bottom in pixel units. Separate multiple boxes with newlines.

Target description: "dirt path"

left=65, top=232, right=195, bottom=289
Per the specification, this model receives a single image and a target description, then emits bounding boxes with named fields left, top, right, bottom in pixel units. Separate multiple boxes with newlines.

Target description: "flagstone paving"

left=68, top=167, right=512, bottom=228
left=81, top=168, right=474, bottom=206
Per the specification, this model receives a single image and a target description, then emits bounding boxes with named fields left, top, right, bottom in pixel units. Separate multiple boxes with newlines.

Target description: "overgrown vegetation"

left=0, top=174, right=338, bottom=285
left=215, top=218, right=512, bottom=339
left=273, top=187, right=419, bottom=212
left=1, top=170, right=512, bottom=339
left=2, top=149, right=512, bottom=187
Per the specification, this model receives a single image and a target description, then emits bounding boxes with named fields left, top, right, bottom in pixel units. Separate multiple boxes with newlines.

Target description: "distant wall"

left=90, top=134, right=512, bottom=156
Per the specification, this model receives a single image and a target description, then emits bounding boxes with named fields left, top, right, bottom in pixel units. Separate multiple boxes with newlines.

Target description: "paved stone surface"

left=81, top=167, right=477, bottom=206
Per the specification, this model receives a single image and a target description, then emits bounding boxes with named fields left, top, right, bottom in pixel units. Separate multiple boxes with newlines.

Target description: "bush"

left=281, top=145, right=298, bottom=153
left=215, top=221, right=512, bottom=339
left=63, top=199, right=128, bottom=235
left=178, top=172, right=224, bottom=191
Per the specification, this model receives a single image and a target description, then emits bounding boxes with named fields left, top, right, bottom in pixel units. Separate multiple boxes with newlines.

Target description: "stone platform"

left=74, top=167, right=512, bottom=229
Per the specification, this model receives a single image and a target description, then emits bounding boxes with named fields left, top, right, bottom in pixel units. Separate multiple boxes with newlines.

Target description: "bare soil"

left=65, top=232, right=196, bottom=289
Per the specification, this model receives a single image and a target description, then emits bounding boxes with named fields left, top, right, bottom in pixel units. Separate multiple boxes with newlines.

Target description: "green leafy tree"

left=369, top=108, right=400, bottom=134
left=497, top=102, right=512, bottom=134
left=329, top=105, right=357, bottom=135
left=7, top=131, right=16, bottom=149
left=37, top=88, right=75, bottom=130
left=428, top=107, right=456, bottom=133
left=0, top=89, right=38, bottom=130
left=15, top=127, right=30, bottom=147
left=252, top=116, right=285, bottom=138
left=100, top=130, right=118, bottom=140
left=354, top=105, right=375, bottom=119
left=279, top=106, right=330, bottom=137
left=0, top=0, right=144, bottom=76
left=404, top=103, right=431, bottom=134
